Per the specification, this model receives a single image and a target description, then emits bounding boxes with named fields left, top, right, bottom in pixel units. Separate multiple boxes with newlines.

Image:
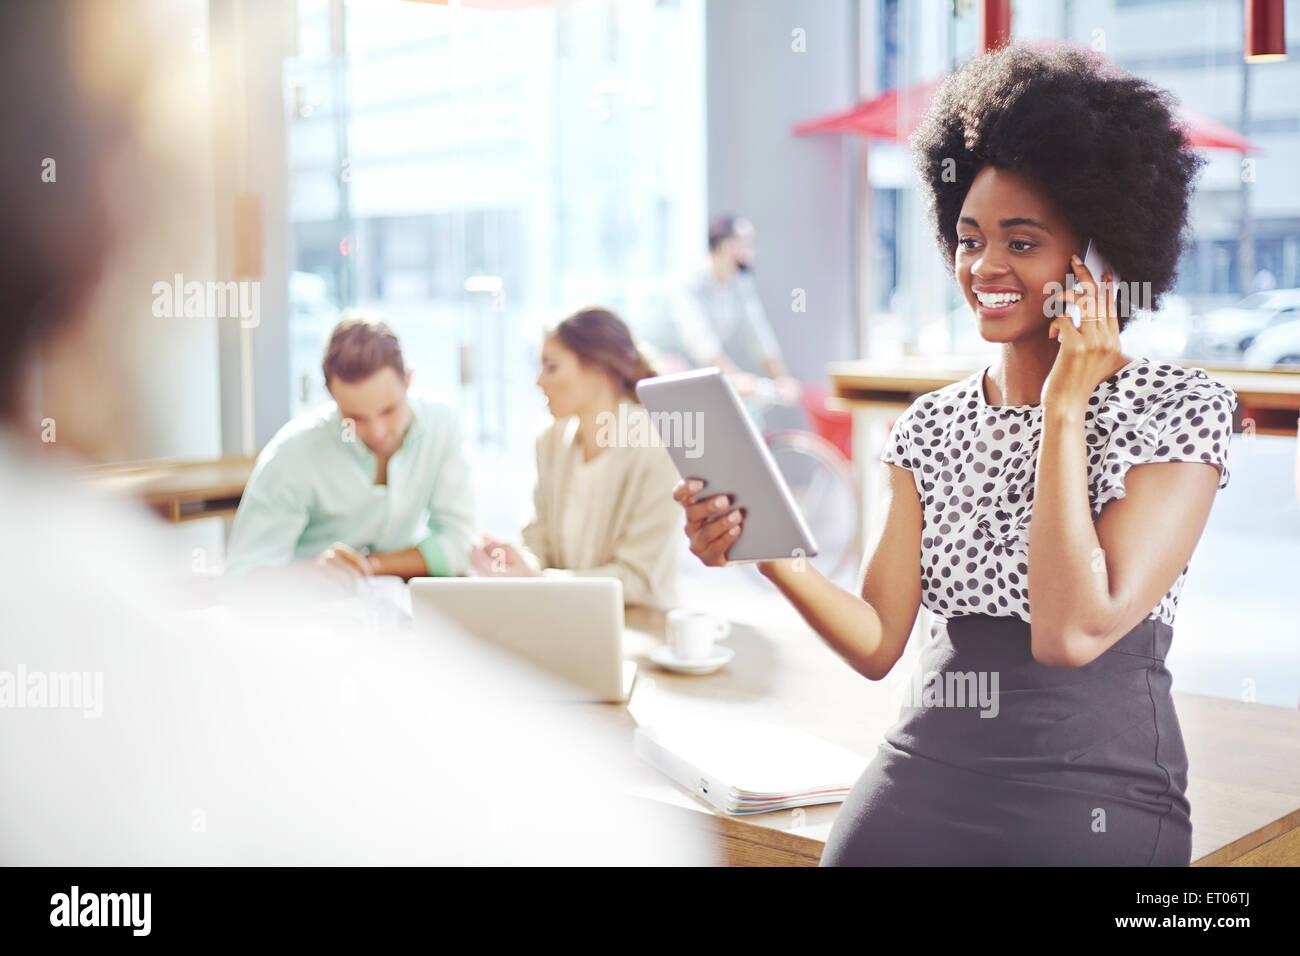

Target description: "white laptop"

left=409, top=577, right=636, bottom=703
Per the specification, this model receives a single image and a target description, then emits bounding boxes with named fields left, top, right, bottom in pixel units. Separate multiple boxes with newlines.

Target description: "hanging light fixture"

left=979, top=0, right=1012, bottom=55
left=1245, top=0, right=1286, bottom=62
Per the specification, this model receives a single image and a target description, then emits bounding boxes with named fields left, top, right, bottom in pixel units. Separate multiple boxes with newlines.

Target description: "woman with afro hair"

left=673, top=43, right=1238, bottom=865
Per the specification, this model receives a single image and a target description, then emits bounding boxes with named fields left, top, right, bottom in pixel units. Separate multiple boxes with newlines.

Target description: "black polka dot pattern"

left=881, top=357, right=1237, bottom=625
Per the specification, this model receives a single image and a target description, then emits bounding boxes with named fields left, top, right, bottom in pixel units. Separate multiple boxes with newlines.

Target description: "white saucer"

left=650, top=644, right=734, bottom=675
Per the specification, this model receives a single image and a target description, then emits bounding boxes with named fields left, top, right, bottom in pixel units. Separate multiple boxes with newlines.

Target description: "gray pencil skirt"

left=820, top=613, right=1193, bottom=866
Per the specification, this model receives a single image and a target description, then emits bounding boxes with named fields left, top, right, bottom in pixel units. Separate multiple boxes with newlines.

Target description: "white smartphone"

left=1069, top=238, right=1119, bottom=328
left=1082, top=238, right=1119, bottom=285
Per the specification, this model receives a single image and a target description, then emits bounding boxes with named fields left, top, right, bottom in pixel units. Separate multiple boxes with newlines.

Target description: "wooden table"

left=617, top=606, right=1300, bottom=866
left=79, top=457, right=256, bottom=522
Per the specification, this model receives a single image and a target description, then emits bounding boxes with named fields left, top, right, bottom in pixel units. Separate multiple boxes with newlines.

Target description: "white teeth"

left=976, top=292, right=1022, bottom=307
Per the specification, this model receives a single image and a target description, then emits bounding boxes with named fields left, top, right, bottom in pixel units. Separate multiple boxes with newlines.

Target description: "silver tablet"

left=635, top=367, right=818, bottom=563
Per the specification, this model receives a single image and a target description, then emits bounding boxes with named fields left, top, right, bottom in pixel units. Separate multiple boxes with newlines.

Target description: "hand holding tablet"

left=672, top=479, right=743, bottom=567
left=636, top=368, right=818, bottom=566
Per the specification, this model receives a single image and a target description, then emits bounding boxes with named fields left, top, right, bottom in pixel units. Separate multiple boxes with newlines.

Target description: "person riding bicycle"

left=667, top=215, right=801, bottom=427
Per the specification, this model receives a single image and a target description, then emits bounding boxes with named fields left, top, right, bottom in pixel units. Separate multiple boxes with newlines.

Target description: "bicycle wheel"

left=764, top=429, right=861, bottom=584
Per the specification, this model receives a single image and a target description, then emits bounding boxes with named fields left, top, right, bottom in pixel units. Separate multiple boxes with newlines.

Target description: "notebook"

left=633, top=719, right=867, bottom=815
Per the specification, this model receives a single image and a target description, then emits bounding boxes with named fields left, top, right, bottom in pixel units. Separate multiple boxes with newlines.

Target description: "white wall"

left=123, top=0, right=223, bottom=462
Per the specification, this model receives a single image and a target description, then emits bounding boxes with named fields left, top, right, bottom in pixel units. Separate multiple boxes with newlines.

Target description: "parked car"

left=1192, top=288, right=1300, bottom=359
left=1242, top=318, right=1300, bottom=368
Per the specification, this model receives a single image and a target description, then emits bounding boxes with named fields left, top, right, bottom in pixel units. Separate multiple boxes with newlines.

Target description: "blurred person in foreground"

left=0, top=0, right=702, bottom=866
left=469, top=307, right=683, bottom=610
left=225, top=313, right=476, bottom=581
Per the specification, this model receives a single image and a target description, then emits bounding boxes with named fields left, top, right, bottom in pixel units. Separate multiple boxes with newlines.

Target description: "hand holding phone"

left=1068, top=239, right=1119, bottom=329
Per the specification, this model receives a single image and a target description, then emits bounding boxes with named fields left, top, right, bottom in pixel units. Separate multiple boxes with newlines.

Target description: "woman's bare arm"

left=1031, top=258, right=1224, bottom=666
left=1029, top=404, right=1220, bottom=667
left=675, top=462, right=922, bottom=681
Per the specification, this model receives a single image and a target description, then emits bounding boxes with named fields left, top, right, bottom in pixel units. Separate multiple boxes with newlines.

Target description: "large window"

left=867, top=0, right=1300, bottom=371
left=283, top=0, right=705, bottom=529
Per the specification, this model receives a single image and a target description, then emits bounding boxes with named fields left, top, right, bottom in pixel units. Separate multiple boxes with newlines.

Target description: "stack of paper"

left=633, top=719, right=867, bottom=815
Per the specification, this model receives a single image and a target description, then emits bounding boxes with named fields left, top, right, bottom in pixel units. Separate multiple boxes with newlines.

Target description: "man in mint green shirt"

left=225, top=316, right=475, bottom=579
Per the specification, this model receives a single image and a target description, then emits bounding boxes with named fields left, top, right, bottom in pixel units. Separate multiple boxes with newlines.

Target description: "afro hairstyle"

left=909, top=42, right=1205, bottom=325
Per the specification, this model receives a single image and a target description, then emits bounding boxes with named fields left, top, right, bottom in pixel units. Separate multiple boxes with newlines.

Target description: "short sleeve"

left=1092, top=372, right=1237, bottom=516
left=880, top=399, right=924, bottom=472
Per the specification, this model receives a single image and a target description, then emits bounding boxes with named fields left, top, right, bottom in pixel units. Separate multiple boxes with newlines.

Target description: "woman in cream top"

left=471, top=307, right=683, bottom=609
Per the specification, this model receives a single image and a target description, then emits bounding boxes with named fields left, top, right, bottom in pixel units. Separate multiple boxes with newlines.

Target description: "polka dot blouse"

left=881, top=357, right=1238, bottom=626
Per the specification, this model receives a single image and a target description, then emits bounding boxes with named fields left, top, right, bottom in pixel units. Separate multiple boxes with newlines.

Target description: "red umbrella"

left=1174, top=105, right=1263, bottom=153
left=792, top=79, right=945, bottom=142
left=795, top=55, right=1262, bottom=153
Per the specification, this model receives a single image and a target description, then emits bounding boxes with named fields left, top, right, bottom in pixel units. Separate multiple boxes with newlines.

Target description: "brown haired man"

left=225, top=313, right=475, bottom=579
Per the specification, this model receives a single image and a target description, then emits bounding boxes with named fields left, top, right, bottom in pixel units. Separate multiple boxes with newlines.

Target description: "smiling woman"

left=913, top=45, right=1204, bottom=329
left=735, top=42, right=1239, bottom=867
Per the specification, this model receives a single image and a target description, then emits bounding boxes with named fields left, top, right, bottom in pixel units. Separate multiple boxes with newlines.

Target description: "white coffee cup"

left=667, top=609, right=731, bottom=661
